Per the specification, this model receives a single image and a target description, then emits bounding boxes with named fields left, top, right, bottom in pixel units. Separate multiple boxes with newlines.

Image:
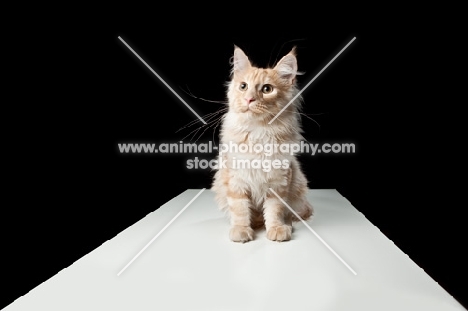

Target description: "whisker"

left=273, top=108, right=322, bottom=130
left=194, top=114, right=225, bottom=143
left=182, top=108, right=227, bottom=129
left=180, top=85, right=228, bottom=104
left=202, top=109, right=228, bottom=125
left=175, top=107, right=228, bottom=133
left=180, top=124, right=205, bottom=141
left=183, top=111, right=226, bottom=143
left=296, top=112, right=327, bottom=116
left=189, top=125, right=205, bottom=142
left=295, top=112, right=321, bottom=129
left=180, top=113, right=222, bottom=141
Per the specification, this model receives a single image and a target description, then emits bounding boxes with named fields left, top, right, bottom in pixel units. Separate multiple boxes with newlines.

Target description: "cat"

left=211, top=46, right=313, bottom=243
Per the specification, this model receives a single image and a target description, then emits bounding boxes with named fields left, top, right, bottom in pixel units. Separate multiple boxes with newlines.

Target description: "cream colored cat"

left=212, top=46, right=313, bottom=243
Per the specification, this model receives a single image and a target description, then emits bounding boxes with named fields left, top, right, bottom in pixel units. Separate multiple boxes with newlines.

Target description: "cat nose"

left=245, top=97, right=255, bottom=105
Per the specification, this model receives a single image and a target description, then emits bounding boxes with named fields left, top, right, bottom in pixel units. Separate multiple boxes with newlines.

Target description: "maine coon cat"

left=212, top=46, right=313, bottom=242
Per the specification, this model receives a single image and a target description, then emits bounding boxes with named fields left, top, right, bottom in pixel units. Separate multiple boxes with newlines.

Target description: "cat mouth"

left=240, top=105, right=263, bottom=114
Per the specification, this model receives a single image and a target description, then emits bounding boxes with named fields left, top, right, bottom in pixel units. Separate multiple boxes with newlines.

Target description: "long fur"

left=212, top=46, right=313, bottom=242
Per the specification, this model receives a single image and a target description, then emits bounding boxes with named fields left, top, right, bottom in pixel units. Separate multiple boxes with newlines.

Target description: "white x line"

left=117, top=188, right=206, bottom=276
left=269, top=188, right=357, bottom=275
left=118, top=36, right=206, bottom=124
left=269, top=37, right=356, bottom=124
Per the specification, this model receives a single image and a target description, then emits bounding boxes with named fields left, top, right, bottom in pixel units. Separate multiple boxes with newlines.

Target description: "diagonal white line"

left=269, top=188, right=357, bottom=275
left=117, top=188, right=206, bottom=276
left=269, top=37, right=356, bottom=124
left=118, top=36, right=206, bottom=124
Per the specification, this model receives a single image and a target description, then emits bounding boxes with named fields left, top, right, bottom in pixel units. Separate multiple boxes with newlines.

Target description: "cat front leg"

left=263, top=189, right=293, bottom=242
left=227, top=190, right=254, bottom=243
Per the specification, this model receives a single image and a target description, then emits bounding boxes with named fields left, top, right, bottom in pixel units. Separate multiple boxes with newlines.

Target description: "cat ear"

left=231, top=46, right=251, bottom=73
left=274, top=48, right=298, bottom=84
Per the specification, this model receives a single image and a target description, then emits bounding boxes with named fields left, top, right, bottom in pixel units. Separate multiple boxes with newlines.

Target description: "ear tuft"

left=289, top=46, right=297, bottom=56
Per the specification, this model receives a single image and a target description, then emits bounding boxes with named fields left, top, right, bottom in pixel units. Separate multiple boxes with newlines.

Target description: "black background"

left=3, top=8, right=465, bottom=310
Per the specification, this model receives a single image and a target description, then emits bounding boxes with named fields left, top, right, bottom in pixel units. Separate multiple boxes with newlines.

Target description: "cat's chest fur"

left=218, top=112, right=297, bottom=199
left=223, top=124, right=285, bottom=158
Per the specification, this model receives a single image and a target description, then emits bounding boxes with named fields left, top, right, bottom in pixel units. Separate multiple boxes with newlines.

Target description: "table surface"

left=4, top=189, right=465, bottom=311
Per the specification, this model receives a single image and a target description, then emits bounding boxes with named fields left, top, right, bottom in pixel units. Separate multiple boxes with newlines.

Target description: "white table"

left=4, top=189, right=465, bottom=310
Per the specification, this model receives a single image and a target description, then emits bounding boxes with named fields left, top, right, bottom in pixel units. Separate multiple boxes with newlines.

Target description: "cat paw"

left=266, top=225, right=292, bottom=242
left=229, top=226, right=254, bottom=243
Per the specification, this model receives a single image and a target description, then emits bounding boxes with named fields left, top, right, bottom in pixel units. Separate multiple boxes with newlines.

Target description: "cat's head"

left=227, top=46, right=301, bottom=120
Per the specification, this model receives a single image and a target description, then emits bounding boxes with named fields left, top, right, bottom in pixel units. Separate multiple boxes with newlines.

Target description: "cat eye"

left=261, top=84, right=273, bottom=94
left=239, top=82, right=248, bottom=91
